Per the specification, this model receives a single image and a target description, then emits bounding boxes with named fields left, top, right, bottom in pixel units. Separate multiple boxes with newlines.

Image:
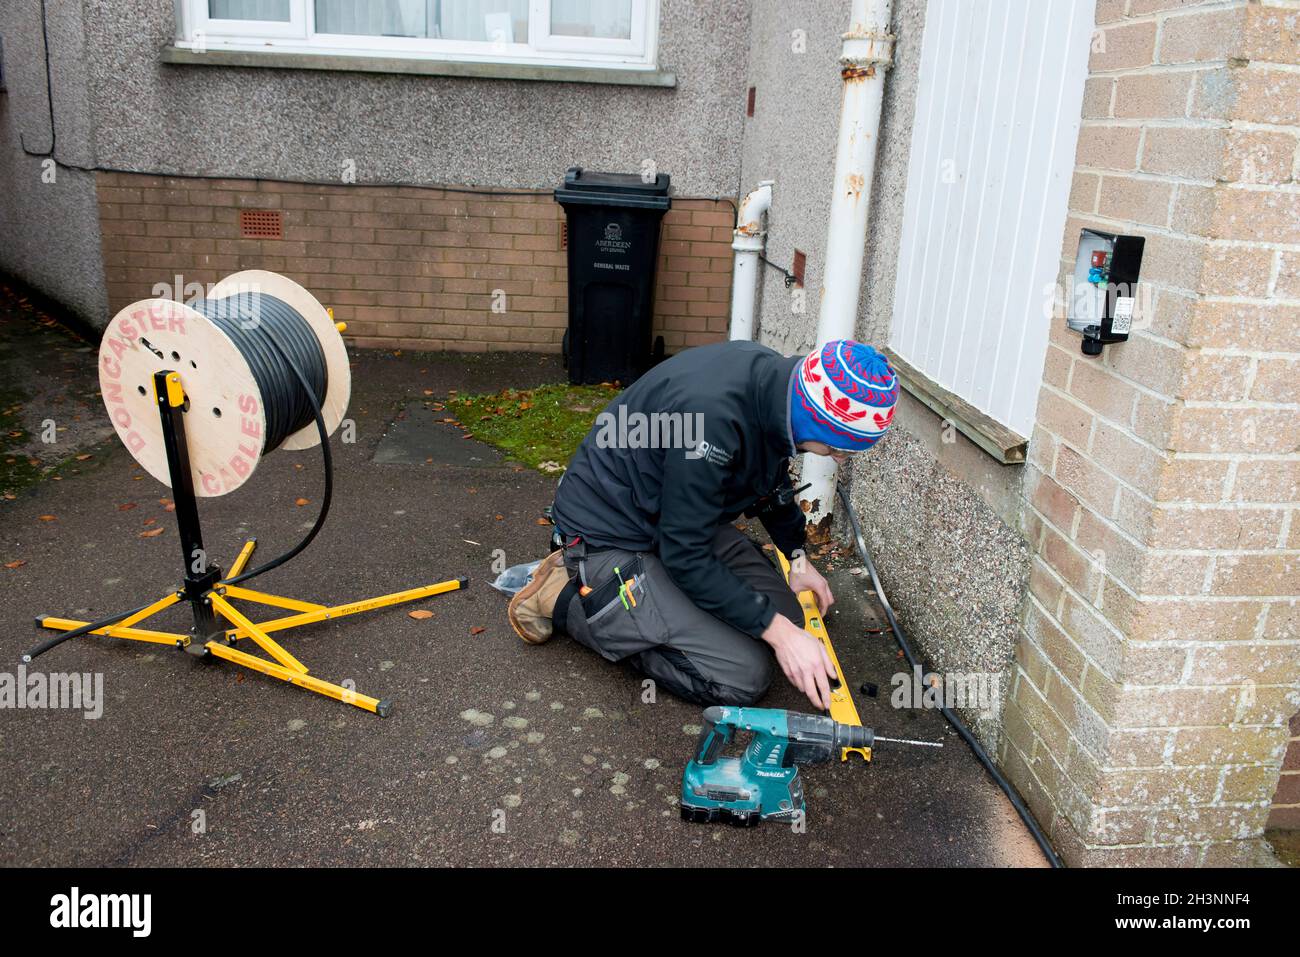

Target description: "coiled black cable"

left=196, top=292, right=333, bottom=587
left=195, top=293, right=328, bottom=454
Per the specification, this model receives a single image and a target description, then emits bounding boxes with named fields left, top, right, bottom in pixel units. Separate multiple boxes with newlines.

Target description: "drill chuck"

left=836, top=722, right=874, bottom=752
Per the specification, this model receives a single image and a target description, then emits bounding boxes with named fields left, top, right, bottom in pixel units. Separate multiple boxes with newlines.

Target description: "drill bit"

left=872, top=735, right=943, bottom=748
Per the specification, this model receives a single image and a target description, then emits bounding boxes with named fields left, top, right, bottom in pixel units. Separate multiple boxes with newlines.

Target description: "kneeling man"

left=508, top=339, right=898, bottom=711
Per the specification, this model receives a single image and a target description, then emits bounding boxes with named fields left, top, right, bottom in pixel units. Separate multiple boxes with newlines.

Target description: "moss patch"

left=0, top=388, right=43, bottom=495
left=449, top=383, right=617, bottom=472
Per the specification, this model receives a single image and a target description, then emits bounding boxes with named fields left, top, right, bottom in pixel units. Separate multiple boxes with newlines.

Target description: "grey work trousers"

left=557, top=525, right=803, bottom=706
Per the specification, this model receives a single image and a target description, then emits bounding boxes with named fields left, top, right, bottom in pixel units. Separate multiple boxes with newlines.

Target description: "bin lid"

left=554, top=166, right=672, bottom=210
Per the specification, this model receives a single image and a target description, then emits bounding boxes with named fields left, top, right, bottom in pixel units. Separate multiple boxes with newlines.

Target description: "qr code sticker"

left=1111, top=297, right=1135, bottom=335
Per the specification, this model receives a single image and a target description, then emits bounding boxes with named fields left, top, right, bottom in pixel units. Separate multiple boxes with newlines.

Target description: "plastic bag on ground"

left=490, top=560, right=543, bottom=596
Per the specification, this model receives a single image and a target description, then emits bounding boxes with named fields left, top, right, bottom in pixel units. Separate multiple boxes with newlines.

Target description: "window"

left=181, top=0, right=658, bottom=69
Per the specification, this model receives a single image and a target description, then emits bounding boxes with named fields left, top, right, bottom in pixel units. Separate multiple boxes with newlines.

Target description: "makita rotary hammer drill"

left=680, top=706, right=877, bottom=826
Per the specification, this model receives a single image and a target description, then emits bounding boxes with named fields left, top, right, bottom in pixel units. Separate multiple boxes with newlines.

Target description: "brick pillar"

left=1003, top=0, right=1299, bottom=865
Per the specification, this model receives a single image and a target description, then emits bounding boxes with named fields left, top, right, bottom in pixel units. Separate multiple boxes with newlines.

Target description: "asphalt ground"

left=0, top=299, right=1046, bottom=866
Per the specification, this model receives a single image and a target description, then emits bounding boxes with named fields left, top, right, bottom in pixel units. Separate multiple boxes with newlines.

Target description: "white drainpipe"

left=728, top=180, right=774, bottom=341
left=798, top=0, right=895, bottom=531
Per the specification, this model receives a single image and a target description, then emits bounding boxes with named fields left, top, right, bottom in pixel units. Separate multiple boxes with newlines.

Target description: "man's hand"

left=788, top=562, right=834, bottom=614
left=761, top=613, right=837, bottom=710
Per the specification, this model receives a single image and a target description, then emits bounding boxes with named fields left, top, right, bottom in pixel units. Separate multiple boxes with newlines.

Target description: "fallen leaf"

left=139, top=527, right=165, bottom=538
left=294, top=463, right=304, bottom=470
left=408, top=609, right=434, bottom=620
left=142, top=517, right=156, bottom=526
left=117, top=502, right=137, bottom=511
left=422, top=389, right=434, bottom=396
left=295, top=497, right=310, bottom=506
left=75, top=454, right=92, bottom=461
left=159, top=498, right=172, bottom=507
left=38, top=514, right=56, bottom=522
left=470, top=626, right=485, bottom=635
left=163, top=502, right=175, bottom=512
left=3, top=493, right=15, bottom=500
left=4, top=560, right=27, bottom=569
left=536, top=518, right=551, bottom=526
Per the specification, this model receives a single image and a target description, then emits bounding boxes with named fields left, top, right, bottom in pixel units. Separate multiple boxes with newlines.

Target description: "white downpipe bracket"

left=798, top=0, right=895, bottom=530
left=729, top=180, right=774, bottom=341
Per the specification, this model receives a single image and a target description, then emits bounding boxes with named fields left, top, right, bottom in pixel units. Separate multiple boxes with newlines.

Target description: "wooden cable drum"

left=97, top=271, right=350, bottom=496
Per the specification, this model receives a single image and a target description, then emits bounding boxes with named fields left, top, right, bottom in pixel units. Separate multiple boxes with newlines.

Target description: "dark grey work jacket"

left=551, top=341, right=807, bottom=638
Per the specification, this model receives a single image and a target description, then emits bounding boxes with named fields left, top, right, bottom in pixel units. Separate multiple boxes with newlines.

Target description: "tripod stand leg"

left=209, top=593, right=308, bottom=674
left=219, top=586, right=324, bottom=613
left=26, top=592, right=187, bottom=660
left=226, top=539, right=258, bottom=578
left=205, top=641, right=391, bottom=716
left=222, top=577, right=468, bottom=641
left=36, top=616, right=187, bottom=647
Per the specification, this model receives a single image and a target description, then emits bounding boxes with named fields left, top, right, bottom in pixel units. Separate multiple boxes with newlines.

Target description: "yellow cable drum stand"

left=24, top=271, right=465, bottom=716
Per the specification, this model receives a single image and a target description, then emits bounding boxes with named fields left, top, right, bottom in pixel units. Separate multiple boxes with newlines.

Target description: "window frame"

left=179, top=0, right=659, bottom=70
left=198, top=1, right=307, bottom=40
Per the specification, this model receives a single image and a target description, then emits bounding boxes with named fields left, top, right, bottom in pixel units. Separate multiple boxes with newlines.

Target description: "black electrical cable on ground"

left=835, top=482, right=1064, bottom=869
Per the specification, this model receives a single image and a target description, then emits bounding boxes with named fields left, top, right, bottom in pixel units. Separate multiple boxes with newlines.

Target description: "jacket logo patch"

left=687, top=439, right=732, bottom=466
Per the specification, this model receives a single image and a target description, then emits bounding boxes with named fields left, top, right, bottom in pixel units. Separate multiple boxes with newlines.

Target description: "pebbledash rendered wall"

left=739, top=0, right=1032, bottom=758
left=79, top=0, right=750, bottom=350
left=1, top=0, right=751, bottom=337
left=0, top=1, right=108, bottom=325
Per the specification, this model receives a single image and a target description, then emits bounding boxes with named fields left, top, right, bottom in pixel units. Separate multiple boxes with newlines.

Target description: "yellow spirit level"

left=777, top=549, right=871, bottom=762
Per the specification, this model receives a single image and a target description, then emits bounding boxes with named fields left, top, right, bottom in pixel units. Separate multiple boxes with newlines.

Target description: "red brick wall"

left=1004, top=0, right=1300, bottom=865
left=97, top=172, right=735, bottom=354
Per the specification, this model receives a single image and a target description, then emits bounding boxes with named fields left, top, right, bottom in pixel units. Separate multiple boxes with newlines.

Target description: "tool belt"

left=553, top=547, right=660, bottom=662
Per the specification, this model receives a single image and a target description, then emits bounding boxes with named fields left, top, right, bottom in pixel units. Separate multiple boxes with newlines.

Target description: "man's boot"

left=507, top=550, right=569, bottom=644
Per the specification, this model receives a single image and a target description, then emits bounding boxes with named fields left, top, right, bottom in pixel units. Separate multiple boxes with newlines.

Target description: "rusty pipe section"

left=799, top=0, right=895, bottom=532
left=729, top=180, right=774, bottom=341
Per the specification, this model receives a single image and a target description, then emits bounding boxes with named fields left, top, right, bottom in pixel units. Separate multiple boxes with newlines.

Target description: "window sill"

left=160, top=45, right=677, bottom=88
left=882, top=348, right=1028, bottom=465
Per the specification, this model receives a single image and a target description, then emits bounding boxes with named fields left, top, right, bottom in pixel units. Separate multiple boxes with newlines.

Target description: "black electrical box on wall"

left=1067, top=229, right=1145, bottom=356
